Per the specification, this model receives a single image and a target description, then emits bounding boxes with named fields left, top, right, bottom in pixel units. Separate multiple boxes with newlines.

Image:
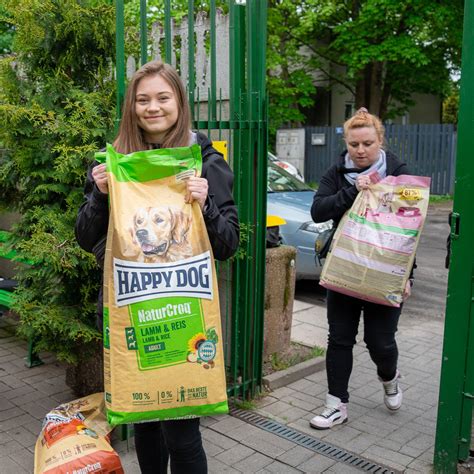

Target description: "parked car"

left=268, top=151, right=304, bottom=182
left=267, top=161, right=333, bottom=280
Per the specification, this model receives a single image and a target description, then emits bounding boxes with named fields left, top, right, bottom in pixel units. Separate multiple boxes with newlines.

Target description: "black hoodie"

left=75, top=132, right=239, bottom=326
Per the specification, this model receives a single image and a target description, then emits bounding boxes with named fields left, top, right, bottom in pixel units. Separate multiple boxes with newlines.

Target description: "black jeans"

left=326, top=290, right=402, bottom=403
left=134, top=418, right=207, bottom=473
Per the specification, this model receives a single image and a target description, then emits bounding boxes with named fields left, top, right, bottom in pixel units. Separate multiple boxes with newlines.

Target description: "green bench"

left=0, top=284, right=13, bottom=308
left=0, top=230, right=17, bottom=312
left=0, top=230, right=43, bottom=367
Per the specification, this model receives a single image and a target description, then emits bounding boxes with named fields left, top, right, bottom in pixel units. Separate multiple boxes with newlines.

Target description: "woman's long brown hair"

left=113, top=60, right=191, bottom=153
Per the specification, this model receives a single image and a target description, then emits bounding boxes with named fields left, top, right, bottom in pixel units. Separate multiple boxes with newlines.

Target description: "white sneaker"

left=380, top=370, right=403, bottom=411
left=309, top=394, right=348, bottom=430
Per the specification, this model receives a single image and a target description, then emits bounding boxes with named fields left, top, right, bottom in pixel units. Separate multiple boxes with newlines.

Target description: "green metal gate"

left=434, top=1, right=474, bottom=471
left=115, top=0, right=268, bottom=400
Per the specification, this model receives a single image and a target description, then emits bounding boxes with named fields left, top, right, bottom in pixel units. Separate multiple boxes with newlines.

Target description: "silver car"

left=266, top=161, right=333, bottom=280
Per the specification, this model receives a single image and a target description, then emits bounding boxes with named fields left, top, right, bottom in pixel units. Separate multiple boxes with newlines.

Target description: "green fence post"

left=229, top=0, right=247, bottom=398
left=187, top=0, right=195, bottom=120
left=115, top=0, right=125, bottom=130
left=434, top=0, right=474, bottom=471
left=247, top=0, right=267, bottom=395
left=139, top=0, right=147, bottom=65
left=164, top=0, right=172, bottom=64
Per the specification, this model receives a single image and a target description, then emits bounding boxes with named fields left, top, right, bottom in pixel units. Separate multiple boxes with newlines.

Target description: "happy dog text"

left=113, top=252, right=213, bottom=307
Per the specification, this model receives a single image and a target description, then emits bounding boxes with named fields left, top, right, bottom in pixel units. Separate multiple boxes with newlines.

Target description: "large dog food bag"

left=102, top=143, right=228, bottom=425
left=34, top=392, right=123, bottom=474
left=320, top=173, right=430, bottom=307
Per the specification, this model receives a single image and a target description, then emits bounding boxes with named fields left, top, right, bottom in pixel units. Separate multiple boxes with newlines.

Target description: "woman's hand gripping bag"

left=320, top=173, right=430, bottom=307
left=102, top=144, right=228, bottom=425
left=34, top=393, right=123, bottom=474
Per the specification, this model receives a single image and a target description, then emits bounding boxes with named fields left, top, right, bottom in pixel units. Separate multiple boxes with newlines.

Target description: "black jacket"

left=75, top=132, right=239, bottom=324
left=311, top=150, right=410, bottom=224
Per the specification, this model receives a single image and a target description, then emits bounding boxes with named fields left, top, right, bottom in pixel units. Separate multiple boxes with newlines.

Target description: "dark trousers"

left=326, top=290, right=402, bottom=403
left=134, top=418, right=207, bottom=474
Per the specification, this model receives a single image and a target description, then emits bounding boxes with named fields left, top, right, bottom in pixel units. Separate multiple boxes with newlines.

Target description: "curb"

left=262, top=356, right=325, bottom=391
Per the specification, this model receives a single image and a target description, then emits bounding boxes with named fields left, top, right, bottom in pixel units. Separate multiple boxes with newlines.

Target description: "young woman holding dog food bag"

left=309, top=108, right=415, bottom=430
left=75, top=60, right=239, bottom=473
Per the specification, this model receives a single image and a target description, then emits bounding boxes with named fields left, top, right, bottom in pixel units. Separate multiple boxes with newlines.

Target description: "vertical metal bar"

left=433, top=124, right=441, bottom=194
left=247, top=0, right=267, bottom=395
left=188, top=0, right=195, bottom=121
left=207, top=87, right=211, bottom=135
left=240, top=89, right=252, bottom=397
left=115, top=0, right=126, bottom=130
left=245, top=2, right=256, bottom=397
left=458, top=281, right=474, bottom=459
left=164, top=0, right=172, bottom=64
left=196, top=86, right=200, bottom=128
left=218, top=88, right=222, bottom=140
left=140, top=0, right=147, bottom=65
left=229, top=0, right=246, bottom=398
left=209, top=0, right=217, bottom=120
left=434, top=0, right=474, bottom=470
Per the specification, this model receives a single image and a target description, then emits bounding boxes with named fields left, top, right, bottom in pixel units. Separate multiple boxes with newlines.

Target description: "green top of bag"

left=94, top=143, right=202, bottom=182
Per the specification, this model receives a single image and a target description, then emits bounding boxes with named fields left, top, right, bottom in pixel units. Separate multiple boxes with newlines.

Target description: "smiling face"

left=135, top=74, right=179, bottom=144
left=345, top=126, right=382, bottom=168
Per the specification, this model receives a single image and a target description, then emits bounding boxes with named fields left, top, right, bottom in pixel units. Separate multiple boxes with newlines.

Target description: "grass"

left=233, top=399, right=257, bottom=410
left=269, top=343, right=325, bottom=372
left=429, top=194, right=453, bottom=204
left=232, top=388, right=272, bottom=411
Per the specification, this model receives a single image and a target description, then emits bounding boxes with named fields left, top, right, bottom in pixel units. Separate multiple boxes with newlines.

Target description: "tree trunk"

left=355, top=74, right=366, bottom=110
left=368, top=61, right=384, bottom=116
left=355, top=64, right=371, bottom=111
left=379, top=79, right=391, bottom=120
left=355, top=61, right=390, bottom=119
left=65, top=340, right=104, bottom=397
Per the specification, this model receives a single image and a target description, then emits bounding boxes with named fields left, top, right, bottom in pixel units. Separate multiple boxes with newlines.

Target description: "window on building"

left=345, top=103, right=355, bottom=120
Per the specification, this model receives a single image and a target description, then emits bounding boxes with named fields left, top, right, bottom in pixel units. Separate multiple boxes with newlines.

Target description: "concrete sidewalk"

left=0, top=295, right=444, bottom=474
left=258, top=300, right=443, bottom=473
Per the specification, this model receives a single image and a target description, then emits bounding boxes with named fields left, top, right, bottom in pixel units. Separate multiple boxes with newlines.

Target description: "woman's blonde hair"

left=113, top=60, right=191, bottom=153
left=343, top=107, right=385, bottom=144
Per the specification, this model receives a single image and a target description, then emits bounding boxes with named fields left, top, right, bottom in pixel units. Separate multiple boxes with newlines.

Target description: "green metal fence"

left=304, top=124, right=456, bottom=195
left=115, top=0, right=268, bottom=400
left=434, top=0, right=474, bottom=471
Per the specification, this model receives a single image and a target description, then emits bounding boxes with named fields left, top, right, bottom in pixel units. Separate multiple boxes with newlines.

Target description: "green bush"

left=0, top=0, right=116, bottom=363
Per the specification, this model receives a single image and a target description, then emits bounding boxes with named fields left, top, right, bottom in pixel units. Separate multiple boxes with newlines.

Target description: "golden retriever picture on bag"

left=127, top=206, right=193, bottom=263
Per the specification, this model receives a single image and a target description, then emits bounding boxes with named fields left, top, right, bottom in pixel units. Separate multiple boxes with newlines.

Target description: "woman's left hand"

left=403, top=280, right=412, bottom=301
left=185, top=177, right=209, bottom=210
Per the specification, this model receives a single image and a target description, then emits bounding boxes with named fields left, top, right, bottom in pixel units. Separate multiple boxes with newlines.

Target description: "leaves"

left=0, top=0, right=115, bottom=363
left=266, top=0, right=318, bottom=139
left=266, top=0, right=462, bottom=127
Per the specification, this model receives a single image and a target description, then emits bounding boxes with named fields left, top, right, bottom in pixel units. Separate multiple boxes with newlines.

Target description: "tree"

left=0, top=0, right=116, bottom=362
left=442, top=81, right=459, bottom=124
left=298, top=0, right=463, bottom=120
left=267, top=0, right=317, bottom=138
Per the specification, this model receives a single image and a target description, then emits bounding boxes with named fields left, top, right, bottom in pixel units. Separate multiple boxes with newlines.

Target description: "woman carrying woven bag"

left=309, top=108, right=415, bottom=430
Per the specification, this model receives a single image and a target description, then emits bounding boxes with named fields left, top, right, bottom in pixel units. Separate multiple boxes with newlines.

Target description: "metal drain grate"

left=230, top=407, right=401, bottom=473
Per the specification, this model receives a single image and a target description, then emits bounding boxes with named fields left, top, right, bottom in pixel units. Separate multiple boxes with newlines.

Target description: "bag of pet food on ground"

left=102, top=143, right=228, bottom=425
left=320, top=173, right=430, bottom=307
left=34, top=392, right=123, bottom=474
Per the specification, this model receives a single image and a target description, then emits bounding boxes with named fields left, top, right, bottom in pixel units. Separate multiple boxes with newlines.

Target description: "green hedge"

left=0, top=0, right=116, bottom=363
